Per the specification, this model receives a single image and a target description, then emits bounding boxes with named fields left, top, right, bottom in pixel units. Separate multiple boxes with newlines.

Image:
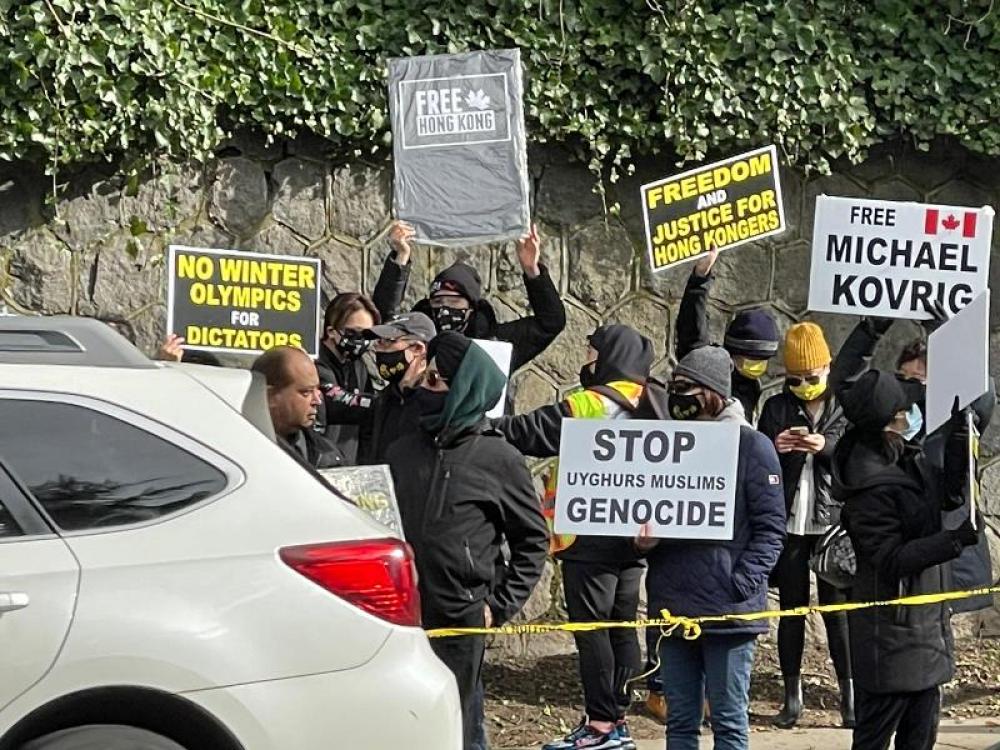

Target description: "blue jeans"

left=658, top=633, right=756, bottom=750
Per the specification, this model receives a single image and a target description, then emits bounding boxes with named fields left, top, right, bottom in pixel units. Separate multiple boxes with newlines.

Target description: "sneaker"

left=645, top=691, right=667, bottom=724
left=542, top=722, right=621, bottom=750
left=615, top=720, right=636, bottom=750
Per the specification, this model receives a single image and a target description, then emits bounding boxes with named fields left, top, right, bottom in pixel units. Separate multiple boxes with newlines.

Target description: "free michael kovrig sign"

left=554, top=419, right=740, bottom=540
left=808, top=196, right=994, bottom=319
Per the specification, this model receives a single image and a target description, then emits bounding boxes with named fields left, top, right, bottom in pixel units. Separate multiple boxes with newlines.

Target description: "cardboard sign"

left=641, top=145, right=785, bottom=273
left=925, top=290, right=990, bottom=434
left=319, top=465, right=404, bottom=539
left=808, top=196, right=994, bottom=319
left=472, top=338, right=513, bottom=419
left=554, top=419, right=740, bottom=540
left=167, top=246, right=322, bottom=356
left=388, top=49, right=530, bottom=246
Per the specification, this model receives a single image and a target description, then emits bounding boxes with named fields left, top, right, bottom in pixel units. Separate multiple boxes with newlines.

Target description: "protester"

left=251, top=346, right=343, bottom=469
left=675, top=248, right=780, bottom=421
left=833, top=370, right=981, bottom=750
left=356, top=312, right=436, bottom=465
left=385, top=331, right=548, bottom=750
left=830, top=316, right=996, bottom=613
left=375, top=220, right=566, bottom=372
left=491, top=324, right=654, bottom=750
left=314, top=292, right=381, bottom=462
left=757, top=322, right=853, bottom=728
left=634, top=345, right=785, bottom=750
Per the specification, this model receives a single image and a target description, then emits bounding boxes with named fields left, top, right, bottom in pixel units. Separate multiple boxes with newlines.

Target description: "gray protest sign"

left=388, top=49, right=530, bottom=246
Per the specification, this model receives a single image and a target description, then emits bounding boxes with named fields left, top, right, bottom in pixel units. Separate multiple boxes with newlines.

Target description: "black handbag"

left=809, top=523, right=856, bottom=590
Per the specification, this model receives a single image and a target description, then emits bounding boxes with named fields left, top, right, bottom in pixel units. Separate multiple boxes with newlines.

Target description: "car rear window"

left=0, top=399, right=227, bottom=531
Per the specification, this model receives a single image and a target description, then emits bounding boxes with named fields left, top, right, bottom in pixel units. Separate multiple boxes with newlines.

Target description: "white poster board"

left=808, top=196, right=993, bottom=319
left=925, top=289, right=990, bottom=434
left=473, top=338, right=513, bottom=418
left=554, top=419, right=740, bottom=540
left=319, top=465, right=404, bottom=539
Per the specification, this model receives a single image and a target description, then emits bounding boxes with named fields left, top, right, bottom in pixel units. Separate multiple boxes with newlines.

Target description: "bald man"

left=252, top=346, right=344, bottom=469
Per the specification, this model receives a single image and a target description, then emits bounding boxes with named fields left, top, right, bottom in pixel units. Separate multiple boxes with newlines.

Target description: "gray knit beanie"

left=673, top=346, right=733, bottom=398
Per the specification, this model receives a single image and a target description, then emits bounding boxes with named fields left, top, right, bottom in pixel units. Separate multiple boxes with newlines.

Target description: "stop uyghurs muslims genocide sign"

left=808, top=196, right=994, bottom=319
left=641, top=145, right=786, bottom=273
left=388, top=48, right=530, bottom=246
left=554, top=419, right=741, bottom=541
left=167, top=246, right=322, bottom=356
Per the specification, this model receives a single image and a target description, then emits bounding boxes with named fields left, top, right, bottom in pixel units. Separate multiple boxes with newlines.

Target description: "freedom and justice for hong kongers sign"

left=640, top=145, right=786, bottom=273
left=808, top=196, right=995, bottom=319
left=166, top=246, right=322, bottom=356
left=388, top=49, right=530, bottom=246
left=554, top=419, right=741, bottom=541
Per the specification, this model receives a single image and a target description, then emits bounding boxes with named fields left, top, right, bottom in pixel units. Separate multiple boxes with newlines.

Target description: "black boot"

left=839, top=678, right=856, bottom=728
left=773, top=674, right=803, bottom=729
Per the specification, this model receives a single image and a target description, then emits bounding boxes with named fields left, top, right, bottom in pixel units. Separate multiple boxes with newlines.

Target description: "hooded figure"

left=384, top=331, right=547, bottom=750
left=832, top=369, right=981, bottom=750
left=492, top=324, right=654, bottom=749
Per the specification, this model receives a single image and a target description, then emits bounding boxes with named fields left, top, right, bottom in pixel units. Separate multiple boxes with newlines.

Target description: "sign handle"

left=968, top=410, right=979, bottom=530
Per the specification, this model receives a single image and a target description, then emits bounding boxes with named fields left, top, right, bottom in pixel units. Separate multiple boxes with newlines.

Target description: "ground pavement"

left=514, top=719, right=1000, bottom=749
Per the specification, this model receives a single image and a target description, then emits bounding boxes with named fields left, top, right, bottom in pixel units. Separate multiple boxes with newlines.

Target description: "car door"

left=0, top=464, right=80, bottom=711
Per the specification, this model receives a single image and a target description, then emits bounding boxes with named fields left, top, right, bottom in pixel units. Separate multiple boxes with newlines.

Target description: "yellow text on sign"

left=645, top=152, right=773, bottom=210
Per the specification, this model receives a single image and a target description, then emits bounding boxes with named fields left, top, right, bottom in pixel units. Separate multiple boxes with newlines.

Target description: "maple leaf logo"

left=942, top=214, right=960, bottom=231
left=464, top=89, right=491, bottom=110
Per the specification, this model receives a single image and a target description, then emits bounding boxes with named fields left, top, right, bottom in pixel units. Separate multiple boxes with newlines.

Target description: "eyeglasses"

left=668, top=380, right=698, bottom=394
left=424, top=370, right=448, bottom=389
left=785, top=374, right=824, bottom=387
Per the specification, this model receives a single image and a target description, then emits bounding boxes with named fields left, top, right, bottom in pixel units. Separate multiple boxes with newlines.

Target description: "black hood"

left=589, top=324, right=654, bottom=385
left=832, top=429, right=921, bottom=501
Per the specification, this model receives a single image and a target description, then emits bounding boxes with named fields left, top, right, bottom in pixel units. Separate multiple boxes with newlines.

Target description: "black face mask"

left=579, top=361, right=598, bottom=388
left=335, top=331, right=369, bottom=361
left=432, top=306, right=471, bottom=333
left=374, top=349, right=410, bottom=383
left=413, top=388, right=449, bottom=419
left=668, top=393, right=703, bottom=421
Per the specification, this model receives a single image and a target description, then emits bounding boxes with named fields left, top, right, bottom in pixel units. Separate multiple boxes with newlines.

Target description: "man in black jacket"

left=356, top=312, right=436, bottom=465
left=252, top=346, right=344, bottom=469
left=375, top=221, right=566, bottom=373
left=386, top=331, right=548, bottom=750
left=675, top=247, right=780, bottom=421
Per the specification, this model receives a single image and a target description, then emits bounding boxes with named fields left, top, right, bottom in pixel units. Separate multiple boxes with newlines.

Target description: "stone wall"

left=2, top=135, right=998, bottom=640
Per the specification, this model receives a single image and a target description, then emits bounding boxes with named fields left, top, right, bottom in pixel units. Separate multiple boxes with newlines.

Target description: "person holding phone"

left=757, top=322, right=852, bottom=728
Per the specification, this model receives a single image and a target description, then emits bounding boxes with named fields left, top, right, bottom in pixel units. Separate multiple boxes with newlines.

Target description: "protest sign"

left=472, top=338, right=513, bottom=418
left=167, top=246, right=322, bottom=357
left=640, top=145, right=785, bottom=273
left=319, top=465, right=404, bottom=539
left=388, top=49, right=530, bottom=246
left=553, top=419, right=740, bottom=540
left=808, top=196, right=994, bottom=319
left=925, top=289, right=990, bottom=434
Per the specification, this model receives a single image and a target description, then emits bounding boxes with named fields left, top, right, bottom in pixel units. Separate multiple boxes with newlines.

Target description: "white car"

left=0, top=316, right=461, bottom=750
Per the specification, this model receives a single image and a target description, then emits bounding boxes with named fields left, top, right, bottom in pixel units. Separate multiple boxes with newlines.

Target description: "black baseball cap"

left=365, top=312, right=436, bottom=342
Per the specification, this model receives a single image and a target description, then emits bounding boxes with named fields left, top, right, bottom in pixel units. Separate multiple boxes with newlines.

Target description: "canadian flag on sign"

left=925, top=208, right=977, bottom=238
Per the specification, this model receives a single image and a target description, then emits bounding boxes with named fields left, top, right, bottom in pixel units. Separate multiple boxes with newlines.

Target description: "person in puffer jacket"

left=833, top=369, right=982, bottom=750
left=638, top=346, right=786, bottom=750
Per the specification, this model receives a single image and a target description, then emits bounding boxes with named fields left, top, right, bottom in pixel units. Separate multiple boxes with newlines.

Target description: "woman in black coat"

left=832, top=370, right=982, bottom=750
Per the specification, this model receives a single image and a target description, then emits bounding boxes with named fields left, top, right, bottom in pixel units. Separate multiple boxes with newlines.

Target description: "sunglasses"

left=785, top=374, right=824, bottom=387
left=424, top=370, right=449, bottom=388
left=668, top=380, right=699, bottom=394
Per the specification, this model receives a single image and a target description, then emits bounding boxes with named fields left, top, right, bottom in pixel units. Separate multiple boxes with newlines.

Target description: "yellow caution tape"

left=425, top=585, right=1000, bottom=638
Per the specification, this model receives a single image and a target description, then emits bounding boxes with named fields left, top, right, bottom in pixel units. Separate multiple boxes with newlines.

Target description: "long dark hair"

left=323, top=292, right=381, bottom=332
left=878, top=429, right=906, bottom=463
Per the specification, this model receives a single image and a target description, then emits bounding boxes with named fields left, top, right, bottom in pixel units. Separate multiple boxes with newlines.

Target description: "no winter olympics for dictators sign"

left=388, top=49, right=530, bottom=246
left=641, top=145, right=787, bottom=273
left=167, top=246, right=322, bottom=356
left=808, top=196, right=994, bottom=319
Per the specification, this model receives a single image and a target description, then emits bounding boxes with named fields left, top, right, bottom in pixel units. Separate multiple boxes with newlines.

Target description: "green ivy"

left=1, top=0, right=997, bottom=179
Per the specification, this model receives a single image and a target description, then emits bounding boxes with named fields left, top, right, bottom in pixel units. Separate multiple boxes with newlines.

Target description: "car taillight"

left=280, top=538, right=421, bottom=627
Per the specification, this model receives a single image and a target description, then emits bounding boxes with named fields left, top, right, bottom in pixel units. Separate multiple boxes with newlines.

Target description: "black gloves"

left=920, top=300, right=950, bottom=335
left=950, top=513, right=984, bottom=547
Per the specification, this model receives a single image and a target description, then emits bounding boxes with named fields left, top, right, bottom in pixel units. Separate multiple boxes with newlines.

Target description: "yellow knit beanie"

left=784, top=322, right=831, bottom=372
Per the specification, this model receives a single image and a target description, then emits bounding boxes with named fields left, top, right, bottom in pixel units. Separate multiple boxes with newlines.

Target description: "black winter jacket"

left=315, top=345, right=371, bottom=464
left=385, top=422, right=549, bottom=628
left=834, top=431, right=966, bottom=693
left=376, top=256, right=566, bottom=373
left=757, top=390, right=847, bottom=529
left=356, top=382, right=422, bottom=466
left=830, top=318, right=996, bottom=612
left=676, top=271, right=762, bottom=421
left=279, top=428, right=345, bottom=470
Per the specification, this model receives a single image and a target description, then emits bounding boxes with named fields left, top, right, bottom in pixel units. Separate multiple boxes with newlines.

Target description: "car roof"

left=0, top=315, right=155, bottom=368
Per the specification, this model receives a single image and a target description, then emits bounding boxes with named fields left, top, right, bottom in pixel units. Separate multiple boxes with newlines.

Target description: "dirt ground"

left=483, top=637, right=1000, bottom=748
